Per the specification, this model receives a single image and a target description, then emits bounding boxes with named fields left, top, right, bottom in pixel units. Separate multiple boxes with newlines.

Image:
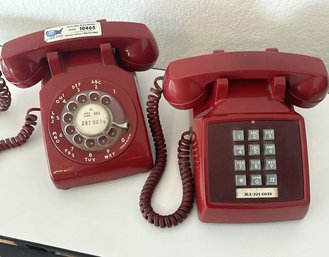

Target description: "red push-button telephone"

left=139, top=49, right=329, bottom=227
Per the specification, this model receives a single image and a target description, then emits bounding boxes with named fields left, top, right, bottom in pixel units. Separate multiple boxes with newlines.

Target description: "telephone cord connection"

left=0, top=71, right=40, bottom=152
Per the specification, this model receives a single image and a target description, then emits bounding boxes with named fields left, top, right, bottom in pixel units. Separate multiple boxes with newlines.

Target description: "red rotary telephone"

left=0, top=20, right=158, bottom=189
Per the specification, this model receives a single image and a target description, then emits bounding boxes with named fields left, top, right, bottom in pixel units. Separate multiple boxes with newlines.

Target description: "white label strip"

left=236, top=187, right=278, bottom=198
left=44, top=22, right=102, bottom=43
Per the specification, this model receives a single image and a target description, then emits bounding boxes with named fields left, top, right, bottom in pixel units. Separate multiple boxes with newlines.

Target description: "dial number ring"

left=48, top=79, right=137, bottom=164
left=61, top=90, right=126, bottom=151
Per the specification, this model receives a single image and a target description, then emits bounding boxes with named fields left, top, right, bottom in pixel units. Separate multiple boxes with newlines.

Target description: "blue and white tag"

left=44, top=22, right=102, bottom=43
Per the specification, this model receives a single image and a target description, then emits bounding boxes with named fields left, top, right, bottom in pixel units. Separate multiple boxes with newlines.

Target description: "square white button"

left=248, top=130, right=259, bottom=141
left=234, top=160, right=246, bottom=171
left=264, top=144, right=276, bottom=155
left=265, top=159, right=277, bottom=170
left=250, top=159, right=261, bottom=170
left=232, top=130, right=244, bottom=141
left=233, top=145, right=245, bottom=156
left=266, top=174, right=278, bottom=186
left=235, top=175, right=247, bottom=186
left=248, top=144, right=260, bottom=156
left=250, top=174, right=262, bottom=186
left=263, top=129, right=275, bottom=140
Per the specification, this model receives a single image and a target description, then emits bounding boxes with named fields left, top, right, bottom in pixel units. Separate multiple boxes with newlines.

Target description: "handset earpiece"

left=0, top=57, right=49, bottom=88
left=114, top=36, right=158, bottom=71
left=285, top=75, right=328, bottom=108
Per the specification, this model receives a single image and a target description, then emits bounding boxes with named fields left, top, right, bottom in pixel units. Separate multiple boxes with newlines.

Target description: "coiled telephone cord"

left=139, top=77, right=195, bottom=228
left=0, top=71, right=11, bottom=112
left=0, top=71, right=40, bottom=152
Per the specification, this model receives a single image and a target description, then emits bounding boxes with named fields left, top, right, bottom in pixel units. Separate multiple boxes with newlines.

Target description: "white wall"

left=0, top=0, right=328, bottom=69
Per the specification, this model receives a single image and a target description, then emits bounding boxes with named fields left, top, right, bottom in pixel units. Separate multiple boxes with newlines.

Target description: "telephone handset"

left=0, top=20, right=158, bottom=188
left=140, top=49, right=328, bottom=227
left=1, top=20, right=158, bottom=87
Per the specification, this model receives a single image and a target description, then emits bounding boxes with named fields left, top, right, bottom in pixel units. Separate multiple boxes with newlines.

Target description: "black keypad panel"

left=207, top=120, right=305, bottom=203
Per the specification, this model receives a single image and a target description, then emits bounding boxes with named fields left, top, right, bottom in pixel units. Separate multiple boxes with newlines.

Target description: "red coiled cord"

left=139, top=77, right=195, bottom=228
left=0, top=72, right=11, bottom=112
left=0, top=71, right=40, bottom=152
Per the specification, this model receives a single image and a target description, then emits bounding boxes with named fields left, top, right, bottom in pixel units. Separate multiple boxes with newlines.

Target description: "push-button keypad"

left=209, top=120, right=305, bottom=204
left=232, top=128, right=278, bottom=189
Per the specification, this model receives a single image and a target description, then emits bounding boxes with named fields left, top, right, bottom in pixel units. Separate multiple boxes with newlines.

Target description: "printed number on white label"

left=44, top=22, right=102, bottom=42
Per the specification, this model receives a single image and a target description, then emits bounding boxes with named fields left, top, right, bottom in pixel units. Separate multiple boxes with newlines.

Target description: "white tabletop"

left=0, top=68, right=329, bottom=257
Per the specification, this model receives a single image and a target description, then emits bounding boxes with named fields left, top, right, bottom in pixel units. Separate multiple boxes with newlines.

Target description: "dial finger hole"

left=68, top=102, right=78, bottom=111
left=65, top=125, right=76, bottom=135
left=77, top=94, right=87, bottom=103
left=85, top=139, right=96, bottom=148
left=101, top=96, right=111, bottom=105
left=98, top=136, right=109, bottom=146
left=63, top=113, right=73, bottom=123
left=108, top=128, right=117, bottom=137
left=73, top=134, right=84, bottom=144
left=90, top=92, right=100, bottom=101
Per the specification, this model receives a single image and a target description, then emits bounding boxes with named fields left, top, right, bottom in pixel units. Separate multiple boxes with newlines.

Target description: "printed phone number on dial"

left=81, top=120, right=107, bottom=126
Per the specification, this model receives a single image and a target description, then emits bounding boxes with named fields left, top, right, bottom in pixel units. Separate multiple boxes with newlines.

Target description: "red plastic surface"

left=162, top=50, right=328, bottom=223
left=0, top=20, right=158, bottom=88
